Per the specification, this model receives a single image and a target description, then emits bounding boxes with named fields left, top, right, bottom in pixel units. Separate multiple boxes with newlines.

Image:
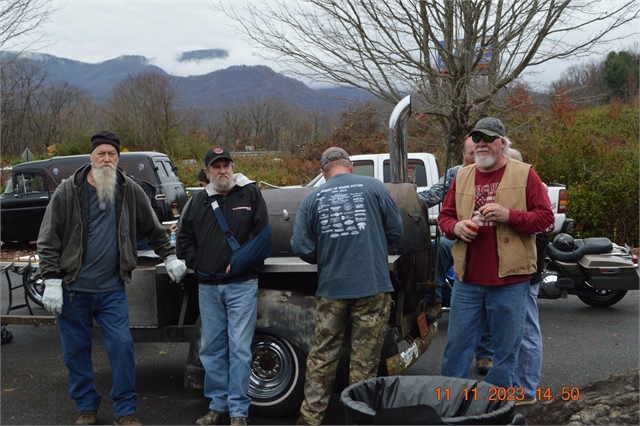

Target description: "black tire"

left=23, top=268, right=45, bottom=307
left=248, top=334, right=306, bottom=417
left=578, top=289, right=627, bottom=307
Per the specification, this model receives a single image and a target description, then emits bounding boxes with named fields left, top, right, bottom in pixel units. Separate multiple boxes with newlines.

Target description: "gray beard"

left=91, top=163, right=117, bottom=210
left=212, top=175, right=235, bottom=193
left=475, top=152, right=498, bottom=169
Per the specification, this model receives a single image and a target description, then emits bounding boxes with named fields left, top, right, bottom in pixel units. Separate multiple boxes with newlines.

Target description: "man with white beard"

left=178, top=147, right=270, bottom=426
left=37, top=130, right=187, bottom=426
left=437, top=118, right=554, bottom=393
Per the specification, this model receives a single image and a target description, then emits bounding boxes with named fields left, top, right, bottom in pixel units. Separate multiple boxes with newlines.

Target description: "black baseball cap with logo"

left=205, top=147, right=233, bottom=166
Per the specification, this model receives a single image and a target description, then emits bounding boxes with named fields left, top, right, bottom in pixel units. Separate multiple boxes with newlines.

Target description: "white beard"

left=91, top=162, right=117, bottom=210
left=475, top=151, right=498, bottom=169
left=212, top=174, right=235, bottom=193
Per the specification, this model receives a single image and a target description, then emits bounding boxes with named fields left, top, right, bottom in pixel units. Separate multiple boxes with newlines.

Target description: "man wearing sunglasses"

left=437, top=117, right=554, bottom=392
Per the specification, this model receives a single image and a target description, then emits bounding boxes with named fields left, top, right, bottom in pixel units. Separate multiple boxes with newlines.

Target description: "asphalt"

left=1, top=268, right=639, bottom=425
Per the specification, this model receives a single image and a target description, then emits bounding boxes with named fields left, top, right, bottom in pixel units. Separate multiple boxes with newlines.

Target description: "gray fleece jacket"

left=37, top=163, right=175, bottom=285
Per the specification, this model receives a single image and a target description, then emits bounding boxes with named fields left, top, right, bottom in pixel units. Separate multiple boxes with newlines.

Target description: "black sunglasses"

left=472, top=134, right=501, bottom=143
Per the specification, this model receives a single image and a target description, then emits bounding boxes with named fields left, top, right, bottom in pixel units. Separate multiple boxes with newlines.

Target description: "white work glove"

left=165, top=254, right=187, bottom=283
left=42, top=279, right=63, bottom=315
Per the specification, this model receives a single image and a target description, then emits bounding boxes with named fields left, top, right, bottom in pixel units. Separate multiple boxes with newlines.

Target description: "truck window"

left=382, top=160, right=427, bottom=186
left=3, top=179, right=14, bottom=194
left=163, top=160, right=178, bottom=178
left=14, top=172, right=47, bottom=194
left=154, top=160, right=169, bottom=178
left=352, top=161, right=375, bottom=178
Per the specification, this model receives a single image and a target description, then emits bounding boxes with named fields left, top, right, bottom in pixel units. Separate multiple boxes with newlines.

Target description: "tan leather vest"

left=452, top=159, right=537, bottom=281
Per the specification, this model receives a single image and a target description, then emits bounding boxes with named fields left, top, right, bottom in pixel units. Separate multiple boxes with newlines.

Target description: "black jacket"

left=177, top=174, right=269, bottom=284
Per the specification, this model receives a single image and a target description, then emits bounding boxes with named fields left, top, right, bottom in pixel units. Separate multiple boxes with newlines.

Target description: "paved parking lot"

left=2, top=268, right=638, bottom=425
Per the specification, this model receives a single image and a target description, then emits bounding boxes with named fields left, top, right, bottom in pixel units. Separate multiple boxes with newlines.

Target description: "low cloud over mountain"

left=177, top=49, right=229, bottom=63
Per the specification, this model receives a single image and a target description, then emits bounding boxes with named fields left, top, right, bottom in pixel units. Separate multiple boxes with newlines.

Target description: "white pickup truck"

left=277, top=153, right=570, bottom=234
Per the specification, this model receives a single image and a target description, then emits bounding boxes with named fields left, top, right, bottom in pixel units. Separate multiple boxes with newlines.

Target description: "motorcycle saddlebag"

left=579, top=255, right=640, bottom=290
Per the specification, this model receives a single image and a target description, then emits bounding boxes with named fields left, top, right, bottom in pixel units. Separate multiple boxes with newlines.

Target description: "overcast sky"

left=14, top=0, right=639, bottom=89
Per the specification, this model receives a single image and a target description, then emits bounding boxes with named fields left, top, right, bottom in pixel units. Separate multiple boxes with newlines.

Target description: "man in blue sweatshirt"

left=291, top=147, right=403, bottom=425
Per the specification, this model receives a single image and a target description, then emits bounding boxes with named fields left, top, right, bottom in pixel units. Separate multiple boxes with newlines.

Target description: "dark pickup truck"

left=1, top=152, right=188, bottom=243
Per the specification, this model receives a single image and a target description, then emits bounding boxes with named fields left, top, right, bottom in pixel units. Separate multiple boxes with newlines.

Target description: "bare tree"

left=29, top=81, right=96, bottom=148
left=105, top=71, right=183, bottom=152
left=217, top=0, right=639, bottom=155
left=0, top=0, right=59, bottom=53
left=551, top=59, right=608, bottom=106
left=0, top=56, right=47, bottom=156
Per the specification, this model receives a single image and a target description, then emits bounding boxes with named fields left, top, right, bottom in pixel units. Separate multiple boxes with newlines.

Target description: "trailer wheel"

left=248, top=334, right=305, bottom=417
left=578, top=289, right=627, bottom=307
left=21, top=266, right=44, bottom=307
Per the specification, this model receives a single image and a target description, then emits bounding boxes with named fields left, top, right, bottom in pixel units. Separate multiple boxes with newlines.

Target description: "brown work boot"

left=196, top=410, right=230, bottom=425
left=424, top=301, right=442, bottom=323
left=475, top=358, right=493, bottom=375
left=75, top=411, right=97, bottom=425
left=230, top=417, right=247, bottom=426
left=114, top=414, right=142, bottom=425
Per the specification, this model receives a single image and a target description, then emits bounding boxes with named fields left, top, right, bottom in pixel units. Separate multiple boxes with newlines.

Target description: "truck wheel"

left=248, top=334, right=306, bottom=417
left=578, top=289, right=627, bottom=307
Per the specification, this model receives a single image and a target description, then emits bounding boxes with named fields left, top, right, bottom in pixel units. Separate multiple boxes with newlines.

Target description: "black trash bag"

left=341, top=375, right=523, bottom=425
left=2, top=325, right=13, bottom=345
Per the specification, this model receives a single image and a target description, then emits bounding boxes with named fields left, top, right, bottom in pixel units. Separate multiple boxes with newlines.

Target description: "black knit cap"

left=90, top=130, right=120, bottom=154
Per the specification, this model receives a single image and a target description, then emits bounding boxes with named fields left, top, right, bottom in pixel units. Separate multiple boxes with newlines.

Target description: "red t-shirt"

left=439, top=165, right=554, bottom=285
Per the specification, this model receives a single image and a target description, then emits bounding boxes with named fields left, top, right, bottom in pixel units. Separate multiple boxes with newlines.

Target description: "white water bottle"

left=170, top=230, right=177, bottom=246
left=469, top=213, right=483, bottom=233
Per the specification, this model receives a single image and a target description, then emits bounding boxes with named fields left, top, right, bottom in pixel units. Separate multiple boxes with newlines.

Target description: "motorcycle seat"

left=547, top=237, right=613, bottom=263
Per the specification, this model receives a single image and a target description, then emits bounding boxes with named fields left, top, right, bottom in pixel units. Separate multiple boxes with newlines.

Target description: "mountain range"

left=9, top=52, right=374, bottom=113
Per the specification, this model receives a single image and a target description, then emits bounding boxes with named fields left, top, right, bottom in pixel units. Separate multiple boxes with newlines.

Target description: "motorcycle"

left=437, top=230, right=638, bottom=310
left=540, top=233, right=639, bottom=307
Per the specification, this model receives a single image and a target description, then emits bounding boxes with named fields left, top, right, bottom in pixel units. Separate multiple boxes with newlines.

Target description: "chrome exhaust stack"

left=388, top=95, right=412, bottom=183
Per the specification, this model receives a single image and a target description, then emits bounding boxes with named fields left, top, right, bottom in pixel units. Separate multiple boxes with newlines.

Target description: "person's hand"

left=454, top=220, right=479, bottom=243
left=225, top=263, right=231, bottom=274
left=169, top=223, right=178, bottom=232
left=42, top=279, right=63, bottom=315
left=479, top=203, right=507, bottom=223
left=165, top=255, right=187, bottom=282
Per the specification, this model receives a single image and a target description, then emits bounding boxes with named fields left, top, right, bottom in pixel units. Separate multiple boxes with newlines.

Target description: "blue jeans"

left=514, top=283, right=542, bottom=399
left=475, top=325, right=494, bottom=360
left=57, top=288, right=137, bottom=418
left=198, top=280, right=258, bottom=418
left=441, top=279, right=528, bottom=388
left=424, top=237, right=455, bottom=303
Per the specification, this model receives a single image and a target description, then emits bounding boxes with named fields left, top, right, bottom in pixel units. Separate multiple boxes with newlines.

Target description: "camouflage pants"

left=299, top=292, right=392, bottom=425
